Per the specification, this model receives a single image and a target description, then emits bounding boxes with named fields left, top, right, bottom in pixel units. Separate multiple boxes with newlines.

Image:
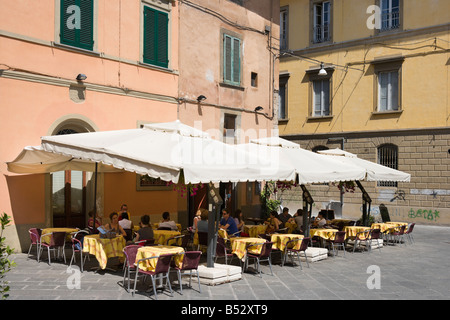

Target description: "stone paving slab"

left=4, top=225, right=450, bottom=305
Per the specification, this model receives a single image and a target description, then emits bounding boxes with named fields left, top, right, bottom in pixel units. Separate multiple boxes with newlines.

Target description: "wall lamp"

left=254, top=106, right=264, bottom=112
left=76, top=74, right=87, bottom=81
left=197, top=95, right=207, bottom=102
left=318, top=63, right=327, bottom=76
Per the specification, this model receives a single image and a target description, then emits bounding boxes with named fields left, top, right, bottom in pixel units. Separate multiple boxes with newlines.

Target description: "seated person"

left=87, top=210, right=102, bottom=230
left=158, top=211, right=178, bottom=231
left=279, top=207, right=291, bottom=228
left=118, top=204, right=130, bottom=221
left=196, top=209, right=209, bottom=233
left=119, top=212, right=134, bottom=230
left=293, top=209, right=304, bottom=234
left=103, top=212, right=127, bottom=237
left=133, top=215, right=154, bottom=243
left=219, top=209, right=239, bottom=236
left=312, top=213, right=327, bottom=227
left=264, top=210, right=282, bottom=234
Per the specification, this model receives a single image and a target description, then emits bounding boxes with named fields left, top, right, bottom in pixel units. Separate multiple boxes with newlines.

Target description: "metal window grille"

left=377, top=144, right=398, bottom=187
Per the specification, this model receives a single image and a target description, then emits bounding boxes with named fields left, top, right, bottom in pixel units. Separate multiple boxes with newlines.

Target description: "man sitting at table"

left=159, top=212, right=178, bottom=231
left=279, top=207, right=292, bottom=228
left=219, top=209, right=239, bottom=236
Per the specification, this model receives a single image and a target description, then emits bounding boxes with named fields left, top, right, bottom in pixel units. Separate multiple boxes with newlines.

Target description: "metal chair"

left=69, top=230, right=89, bottom=272
left=215, top=237, right=234, bottom=264
left=197, top=232, right=208, bottom=251
left=39, top=231, right=67, bottom=265
left=352, top=229, right=371, bottom=253
left=135, top=238, right=155, bottom=246
left=327, top=231, right=346, bottom=257
left=133, top=253, right=174, bottom=300
left=244, top=242, right=274, bottom=277
left=368, top=228, right=382, bottom=253
left=27, top=228, right=41, bottom=261
left=172, top=251, right=202, bottom=294
left=122, top=245, right=141, bottom=293
left=404, top=223, right=415, bottom=244
left=282, top=237, right=310, bottom=270
left=389, top=225, right=407, bottom=246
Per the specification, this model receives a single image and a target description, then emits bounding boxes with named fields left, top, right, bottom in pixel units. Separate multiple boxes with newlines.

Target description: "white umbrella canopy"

left=236, top=137, right=366, bottom=184
left=7, top=146, right=120, bottom=174
left=38, top=121, right=296, bottom=184
left=318, top=148, right=411, bottom=182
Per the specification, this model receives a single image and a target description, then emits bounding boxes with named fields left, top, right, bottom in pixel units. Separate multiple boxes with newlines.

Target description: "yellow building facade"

left=278, top=0, right=450, bottom=225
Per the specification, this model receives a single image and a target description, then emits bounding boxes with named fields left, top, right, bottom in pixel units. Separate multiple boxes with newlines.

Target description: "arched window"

left=377, top=144, right=398, bottom=187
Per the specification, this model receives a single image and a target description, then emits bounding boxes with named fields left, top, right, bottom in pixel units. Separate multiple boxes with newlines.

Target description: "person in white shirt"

left=159, top=212, right=178, bottom=231
left=119, top=212, right=133, bottom=230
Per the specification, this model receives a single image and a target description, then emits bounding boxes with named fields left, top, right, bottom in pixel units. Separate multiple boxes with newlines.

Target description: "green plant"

left=0, top=212, right=15, bottom=299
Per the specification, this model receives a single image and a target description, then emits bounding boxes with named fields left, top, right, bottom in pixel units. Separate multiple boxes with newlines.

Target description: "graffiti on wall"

left=360, top=205, right=441, bottom=223
left=408, top=208, right=440, bottom=222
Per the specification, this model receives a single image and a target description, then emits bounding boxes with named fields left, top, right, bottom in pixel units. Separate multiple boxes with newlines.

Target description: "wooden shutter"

left=223, top=34, right=240, bottom=85
left=143, top=6, right=168, bottom=68
left=60, top=0, right=94, bottom=51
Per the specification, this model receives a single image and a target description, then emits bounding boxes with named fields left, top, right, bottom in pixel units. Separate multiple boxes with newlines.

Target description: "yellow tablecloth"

left=40, top=228, right=79, bottom=244
left=310, top=228, right=339, bottom=240
left=271, top=234, right=304, bottom=251
left=386, top=222, right=408, bottom=228
left=153, top=230, right=181, bottom=245
left=243, top=224, right=268, bottom=238
left=344, top=226, right=370, bottom=239
left=83, top=234, right=126, bottom=270
left=135, top=245, right=184, bottom=272
left=285, top=222, right=297, bottom=234
left=230, top=237, right=266, bottom=260
left=152, top=223, right=182, bottom=232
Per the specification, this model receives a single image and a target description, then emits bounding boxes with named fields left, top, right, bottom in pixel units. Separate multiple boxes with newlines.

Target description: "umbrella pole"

left=355, top=181, right=372, bottom=226
left=93, top=162, right=98, bottom=233
left=207, top=183, right=223, bottom=268
left=300, top=184, right=314, bottom=238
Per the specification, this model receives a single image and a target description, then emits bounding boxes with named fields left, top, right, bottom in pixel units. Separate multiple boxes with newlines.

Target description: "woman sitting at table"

left=312, top=213, right=327, bottom=228
left=264, top=210, right=282, bottom=234
left=103, top=212, right=127, bottom=237
left=233, top=209, right=248, bottom=237
left=87, top=210, right=102, bottom=231
left=133, top=214, right=154, bottom=243
left=196, top=209, right=209, bottom=233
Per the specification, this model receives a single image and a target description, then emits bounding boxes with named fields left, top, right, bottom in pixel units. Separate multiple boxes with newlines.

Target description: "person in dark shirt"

left=219, top=209, right=239, bottom=236
left=133, top=214, right=154, bottom=243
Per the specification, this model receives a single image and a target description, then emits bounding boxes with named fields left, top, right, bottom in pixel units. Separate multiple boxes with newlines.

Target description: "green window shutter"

left=223, top=34, right=241, bottom=85
left=60, top=0, right=94, bottom=51
left=143, top=6, right=169, bottom=68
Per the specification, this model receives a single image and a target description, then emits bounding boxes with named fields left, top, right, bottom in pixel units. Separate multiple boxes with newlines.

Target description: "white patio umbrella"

left=317, top=148, right=411, bottom=182
left=38, top=121, right=296, bottom=184
left=236, top=137, right=366, bottom=184
left=7, top=146, right=120, bottom=174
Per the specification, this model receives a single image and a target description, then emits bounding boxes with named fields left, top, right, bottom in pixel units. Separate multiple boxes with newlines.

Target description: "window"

left=223, top=114, right=237, bottom=144
left=377, top=144, right=398, bottom=187
left=223, top=34, right=241, bottom=86
left=251, top=72, right=258, bottom=87
left=381, top=0, right=400, bottom=31
left=372, top=57, right=403, bottom=113
left=280, top=6, right=289, bottom=50
left=60, top=0, right=94, bottom=51
left=313, top=1, right=331, bottom=43
left=143, top=6, right=169, bottom=68
left=278, top=74, right=289, bottom=120
left=378, top=71, right=399, bottom=111
left=313, top=79, right=330, bottom=116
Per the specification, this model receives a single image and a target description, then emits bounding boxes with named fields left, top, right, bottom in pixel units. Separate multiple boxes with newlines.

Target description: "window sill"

left=371, top=110, right=403, bottom=117
left=278, top=118, right=289, bottom=124
left=219, top=82, right=245, bottom=91
left=307, top=115, right=333, bottom=122
left=52, top=42, right=99, bottom=56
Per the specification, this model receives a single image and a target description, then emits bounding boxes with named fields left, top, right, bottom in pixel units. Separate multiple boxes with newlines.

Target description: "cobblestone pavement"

left=4, top=225, right=450, bottom=303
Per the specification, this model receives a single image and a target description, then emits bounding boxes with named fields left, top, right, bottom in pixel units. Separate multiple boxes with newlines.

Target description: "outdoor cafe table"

left=371, top=222, right=408, bottom=234
left=83, top=234, right=126, bottom=270
left=271, top=234, right=304, bottom=251
left=343, top=226, right=370, bottom=240
left=153, top=230, right=182, bottom=245
left=243, top=224, right=267, bottom=238
left=310, top=228, right=339, bottom=240
left=135, top=245, right=185, bottom=272
left=229, top=237, right=267, bottom=260
left=193, top=229, right=227, bottom=246
left=285, top=222, right=297, bottom=234
left=40, top=227, right=79, bottom=244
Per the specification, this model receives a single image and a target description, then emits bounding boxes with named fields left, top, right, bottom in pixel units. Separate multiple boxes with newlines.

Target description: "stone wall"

left=280, top=128, right=450, bottom=226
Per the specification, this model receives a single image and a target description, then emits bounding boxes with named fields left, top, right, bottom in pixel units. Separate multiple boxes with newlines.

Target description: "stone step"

left=197, top=263, right=242, bottom=286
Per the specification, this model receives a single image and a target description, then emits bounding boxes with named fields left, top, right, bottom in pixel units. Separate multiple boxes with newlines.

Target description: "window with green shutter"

left=223, top=34, right=241, bottom=86
left=60, top=0, right=94, bottom=51
left=143, top=6, right=169, bottom=68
